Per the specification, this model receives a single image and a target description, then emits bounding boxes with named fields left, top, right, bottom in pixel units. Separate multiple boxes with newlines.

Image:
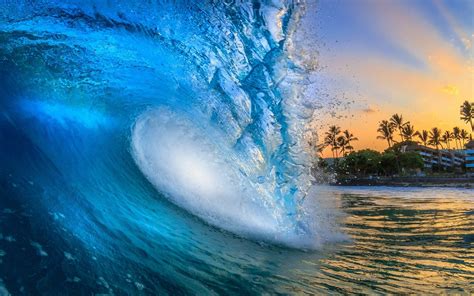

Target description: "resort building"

left=465, top=140, right=474, bottom=171
left=401, top=143, right=465, bottom=169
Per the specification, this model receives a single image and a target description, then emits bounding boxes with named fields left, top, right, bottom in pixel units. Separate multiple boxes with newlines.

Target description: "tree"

left=460, top=100, right=474, bottom=132
left=460, top=129, right=470, bottom=147
left=341, top=130, right=358, bottom=155
left=390, top=113, right=408, bottom=142
left=415, top=130, right=429, bottom=147
left=429, top=127, right=443, bottom=168
left=337, top=149, right=381, bottom=176
left=429, top=128, right=443, bottom=150
left=324, top=125, right=341, bottom=158
left=336, top=136, right=347, bottom=157
left=401, top=124, right=416, bottom=141
left=379, top=152, right=399, bottom=176
left=399, top=152, right=424, bottom=172
left=315, top=143, right=325, bottom=158
left=441, top=131, right=454, bottom=150
left=452, top=127, right=461, bottom=149
left=377, top=120, right=395, bottom=148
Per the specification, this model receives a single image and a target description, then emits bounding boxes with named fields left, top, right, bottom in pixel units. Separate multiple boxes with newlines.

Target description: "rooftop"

left=466, top=140, right=474, bottom=149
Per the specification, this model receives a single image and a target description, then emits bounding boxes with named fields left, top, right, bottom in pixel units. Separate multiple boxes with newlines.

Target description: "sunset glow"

left=313, top=0, right=473, bottom=156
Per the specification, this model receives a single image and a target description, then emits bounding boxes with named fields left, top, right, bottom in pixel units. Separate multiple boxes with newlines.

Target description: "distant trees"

left=460, top=129, right=470, bottom=146
left=316, top=102, right=474, bottom=177
left=452, top=127, right=470, bottom=148
left=428, top=127, right=443, bottom=150
left=380, top=152, right=399, bottom=176
left=337, top=149, right=381, bottom=176
left=452, top=127, right=461, bottom=149
left=376, top=109, right=473, bottom=150
left=441, top=131, right=454, bottom=149
left=460, top=100, right=473, bottom=132
left=377, top=114, right=414, bottom=148
left=338, top=130, right=358, bottom=156
left=398, top=152, right=424, bottom=171
left=376, top=120, right=395, bottom=148
left=323, top=125, right=341, bottom=158
left=336, top=149, right=423, bottom=177
left=415, top=130, right=429, bottom=146
left=390, top=113, right=408, bottom=142
left=401, top=124, right=416, bottom=141
left=320, top=126, right=358, bottom=158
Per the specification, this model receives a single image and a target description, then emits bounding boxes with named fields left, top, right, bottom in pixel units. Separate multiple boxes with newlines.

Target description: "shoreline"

left=328, top=176, right=474, bottom=188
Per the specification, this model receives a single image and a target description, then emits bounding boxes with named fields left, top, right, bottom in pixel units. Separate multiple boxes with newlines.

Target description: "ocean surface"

left=1, top=0, right=473, bottom=294
left=0, top=185, right=473, bottom=294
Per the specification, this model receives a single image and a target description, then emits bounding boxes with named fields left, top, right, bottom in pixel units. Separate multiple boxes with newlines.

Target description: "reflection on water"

left=0, top=184, right=472, bottom=294
left=312, top=186, right=473, bottom=294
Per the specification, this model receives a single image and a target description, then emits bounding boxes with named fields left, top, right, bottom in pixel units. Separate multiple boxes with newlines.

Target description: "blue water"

left=1, top=1, right=473, bottom=294
left=1, top=0, right=320, bottom=246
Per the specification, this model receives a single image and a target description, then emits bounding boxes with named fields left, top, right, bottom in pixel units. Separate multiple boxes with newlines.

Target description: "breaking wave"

left=0, top=0, right=329, bottom=249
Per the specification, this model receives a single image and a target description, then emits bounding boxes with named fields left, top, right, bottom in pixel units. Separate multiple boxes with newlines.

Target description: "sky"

left=309, top=0, right=474, bottom=157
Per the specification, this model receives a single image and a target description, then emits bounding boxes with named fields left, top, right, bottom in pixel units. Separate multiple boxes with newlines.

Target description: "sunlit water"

left=0, top=183, right=472, bottom=294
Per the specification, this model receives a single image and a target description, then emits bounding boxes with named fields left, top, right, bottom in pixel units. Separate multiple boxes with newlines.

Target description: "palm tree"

left=452, top=127, right=461, bottom=149
left=429, top=127, right=443, bottom=168
left=324, top=125, right=341, bottom=158
left=429, top=128, right=443, bottom=150
left=441, top=131, right=454, bottom=149
left=390, top=113, right=408, bottom=142
left=415, top=130, right=429, bottom=147
left=377, top=120, right=395, bottom=148
left=460, top=129, right=470, bottom=147
left=460, top=100, right=473, bottom=132
left=314, top=143, right=325, bottom=158
left=401, top=124, right=416, bottom=141
left=340, top=130, right=358, bottom=156
left=336, top=136, right=347, bottom=157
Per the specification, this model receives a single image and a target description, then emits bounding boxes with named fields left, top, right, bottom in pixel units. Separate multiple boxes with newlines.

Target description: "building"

left=401, top=143, right=465, bottom=169
left=465, top=140, right=474, bottom=171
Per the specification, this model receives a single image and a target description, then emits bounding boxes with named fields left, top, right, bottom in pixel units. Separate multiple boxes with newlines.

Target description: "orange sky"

left=310, top=0, right=474, bottom=157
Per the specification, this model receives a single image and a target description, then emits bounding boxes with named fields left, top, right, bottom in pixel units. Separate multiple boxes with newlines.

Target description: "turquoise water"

left=0, top=0, right=319, bottom=248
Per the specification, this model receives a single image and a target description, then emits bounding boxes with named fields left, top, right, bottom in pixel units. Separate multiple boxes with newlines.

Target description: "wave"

left=0, top=0, right=326, bottom=248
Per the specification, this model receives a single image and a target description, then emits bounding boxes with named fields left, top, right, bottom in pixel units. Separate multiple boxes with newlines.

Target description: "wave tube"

left=0, top=0, right=324, bottom=248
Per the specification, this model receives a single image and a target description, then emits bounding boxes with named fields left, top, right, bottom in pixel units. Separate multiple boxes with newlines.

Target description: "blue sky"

left=310, top=0, right=473, bottom=153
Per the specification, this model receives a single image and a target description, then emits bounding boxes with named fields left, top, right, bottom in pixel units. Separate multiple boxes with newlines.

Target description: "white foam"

left=131, top=109, right=281, bottom=238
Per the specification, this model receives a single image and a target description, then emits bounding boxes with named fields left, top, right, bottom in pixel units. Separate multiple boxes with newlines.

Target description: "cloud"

left=361, top=105, right=378, bottom=113
left=461, top=37, right=472, bottom=50
left=434, top=0, right=474, bottom=51
left=441, top=85, right=459, bottom=96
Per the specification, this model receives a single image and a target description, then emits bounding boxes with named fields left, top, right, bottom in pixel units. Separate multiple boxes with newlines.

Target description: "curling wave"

left=0, top=0, right=322, bottom=248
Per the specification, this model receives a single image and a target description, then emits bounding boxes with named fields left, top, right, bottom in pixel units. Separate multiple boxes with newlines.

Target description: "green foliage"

left=336, top=148, right=423, bottom=177
left=399, top=152, right=424, bottom=170
left=379, top=152, right=398, bottom=176
left=337, top=149, right=381, bottom=176
left=460, top=100, right=473, bottom=132
left=317, top=158, right=328, bottom=169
